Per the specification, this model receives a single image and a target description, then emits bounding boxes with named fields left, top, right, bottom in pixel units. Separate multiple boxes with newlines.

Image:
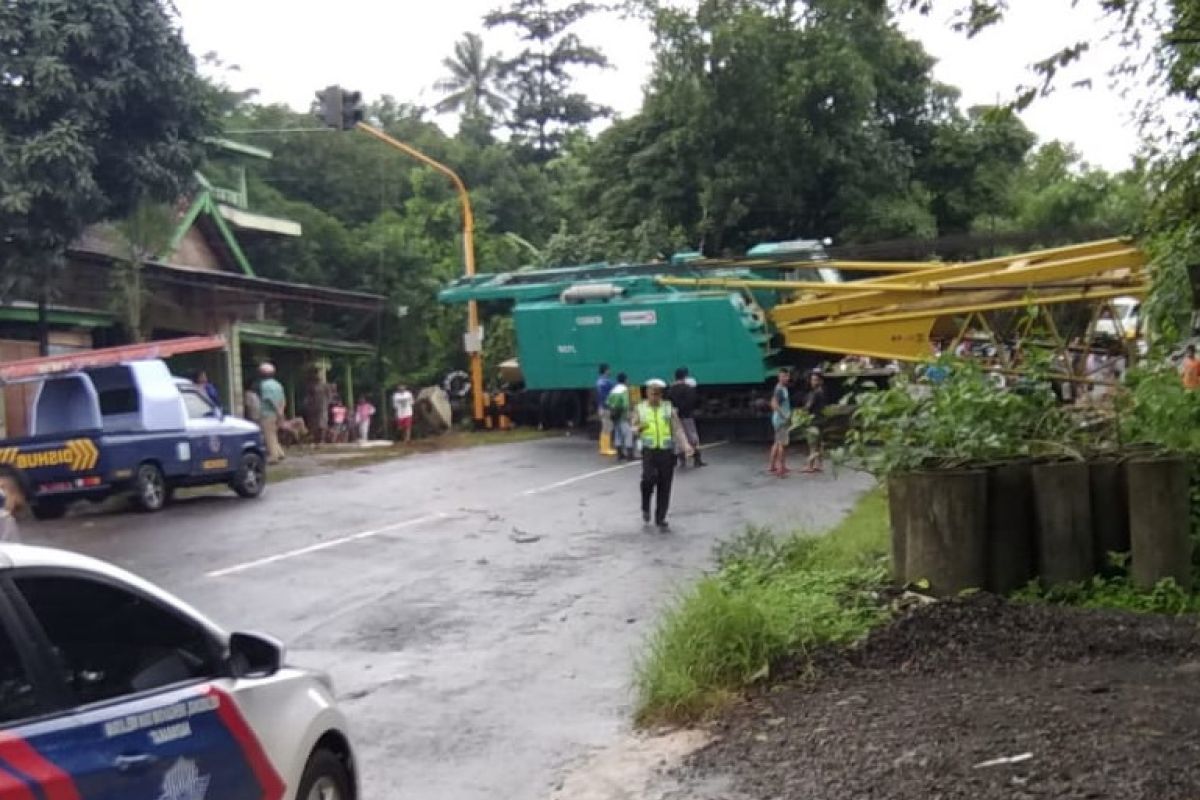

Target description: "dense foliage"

left=0, top=0, right=213, bottom=350
left=196, top=0, right=1147, bottom=392
left=0, top=0, right=1155, bottom=384
left=842, top=356, right=1076, bottom=476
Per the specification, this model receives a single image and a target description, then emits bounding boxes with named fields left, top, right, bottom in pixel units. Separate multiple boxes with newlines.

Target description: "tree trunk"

left=987, top=461, right=1035, bottom=593
left=1031, top=461, right=1093, bottom=587
left=1089, top=459, right=1130, bottom=573
left=1125, top=456, right=1192, bottom=591
left=904, top=469, right=988, bottom=596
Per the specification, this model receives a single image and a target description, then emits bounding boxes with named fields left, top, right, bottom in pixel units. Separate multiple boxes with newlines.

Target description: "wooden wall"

left=0, top=332, right=93, bottom=439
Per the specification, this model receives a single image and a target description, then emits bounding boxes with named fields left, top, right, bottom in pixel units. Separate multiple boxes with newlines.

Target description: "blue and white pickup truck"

left=0, top=358, right=265, bottom=520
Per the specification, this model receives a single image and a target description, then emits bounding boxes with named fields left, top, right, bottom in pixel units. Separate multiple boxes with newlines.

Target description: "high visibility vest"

left=637, top=401, right=674, bottom=449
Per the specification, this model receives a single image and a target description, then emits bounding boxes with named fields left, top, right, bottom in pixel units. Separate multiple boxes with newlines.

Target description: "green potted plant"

left=1115, top=362, right=1198, bottom=590
left=844, top=356, right=1058, bottom=595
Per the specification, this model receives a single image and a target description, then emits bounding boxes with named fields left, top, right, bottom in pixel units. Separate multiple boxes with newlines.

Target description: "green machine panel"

left=513, top=291, right=771, bottom=390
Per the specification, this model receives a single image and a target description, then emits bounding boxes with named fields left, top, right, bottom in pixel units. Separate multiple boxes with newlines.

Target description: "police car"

left=0, top=543, right=357, bottom=799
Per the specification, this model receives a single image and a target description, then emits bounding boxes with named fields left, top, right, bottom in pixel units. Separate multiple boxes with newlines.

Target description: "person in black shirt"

left=802, top=370, right=828, bottom=473
left=667, top=367, right=705, bottom=467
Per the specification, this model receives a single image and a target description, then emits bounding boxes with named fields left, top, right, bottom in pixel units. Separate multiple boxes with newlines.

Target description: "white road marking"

left=521, top=462, right=637, bottom=496
left=208, top=440, right=730, bottom=574
left=205, top=512, right=447, bottom=578
left=522, top=441, right=728, bottom=496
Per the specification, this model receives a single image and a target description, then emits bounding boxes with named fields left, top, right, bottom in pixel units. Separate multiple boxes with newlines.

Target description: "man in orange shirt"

left=1182, top=344, right=1200, bottom=389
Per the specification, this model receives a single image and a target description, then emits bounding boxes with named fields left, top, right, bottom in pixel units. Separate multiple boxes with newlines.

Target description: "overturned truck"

left=440, top=238, right=1149, bottom=440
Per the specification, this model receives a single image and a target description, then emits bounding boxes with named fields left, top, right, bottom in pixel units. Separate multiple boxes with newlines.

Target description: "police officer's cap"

left=646, top=378, right=667, bottom=389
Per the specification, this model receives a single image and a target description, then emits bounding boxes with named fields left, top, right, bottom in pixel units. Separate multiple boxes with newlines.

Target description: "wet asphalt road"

left=25, top=436, right=871, bottom=800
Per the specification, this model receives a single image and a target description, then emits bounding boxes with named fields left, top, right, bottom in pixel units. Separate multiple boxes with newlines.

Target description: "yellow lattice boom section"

left=662, top=238, right=1148, bottom=365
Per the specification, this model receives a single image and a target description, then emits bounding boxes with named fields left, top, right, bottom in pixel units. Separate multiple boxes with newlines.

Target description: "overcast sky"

left=173, top=1, right=1144, bottom=171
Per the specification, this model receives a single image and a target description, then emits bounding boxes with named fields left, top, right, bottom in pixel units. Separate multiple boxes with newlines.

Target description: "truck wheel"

left=31, top=502, right=66, bottom=521
left=133, top=463, right=167, bottom=512
left=295, top=748, right=353, bottom=800
left=232, top=452, right=266, bottom=499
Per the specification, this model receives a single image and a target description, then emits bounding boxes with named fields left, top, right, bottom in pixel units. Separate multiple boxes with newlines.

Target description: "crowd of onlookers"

left=231, top=362, right=417, bottom=464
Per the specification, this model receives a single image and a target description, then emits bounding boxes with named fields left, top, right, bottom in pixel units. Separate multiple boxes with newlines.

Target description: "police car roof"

left=0, top=543, right=226, bottom=637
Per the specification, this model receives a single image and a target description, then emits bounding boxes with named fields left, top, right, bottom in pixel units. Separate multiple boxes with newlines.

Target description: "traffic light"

left=315, top=85, right=364, bottom=131
left=341, top=90, right=364, bottom=129
left=316, top=85, right=342, bottom=129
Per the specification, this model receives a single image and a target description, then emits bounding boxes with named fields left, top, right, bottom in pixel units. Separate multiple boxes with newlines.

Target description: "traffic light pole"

left=354, top=122, right=486, bottom=426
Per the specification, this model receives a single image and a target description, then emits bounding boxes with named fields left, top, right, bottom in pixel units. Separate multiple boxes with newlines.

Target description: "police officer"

left=633, top=379, right=677, bottom=531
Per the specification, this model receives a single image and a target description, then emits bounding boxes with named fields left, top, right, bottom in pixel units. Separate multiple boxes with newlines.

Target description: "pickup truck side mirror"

left=228, top=631, right=285, bottom=678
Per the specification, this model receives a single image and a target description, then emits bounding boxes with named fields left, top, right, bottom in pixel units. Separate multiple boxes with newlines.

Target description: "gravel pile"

left=686, top=595, right=1200, bottom=799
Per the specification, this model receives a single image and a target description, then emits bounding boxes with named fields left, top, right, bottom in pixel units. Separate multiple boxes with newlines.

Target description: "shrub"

left=1015, top=575, right=1200, bottom=615
left=634, top=491, right=891, bottom=724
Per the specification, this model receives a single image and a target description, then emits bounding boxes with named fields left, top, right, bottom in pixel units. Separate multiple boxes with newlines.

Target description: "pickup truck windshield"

left=181, top=389, right=218, bottom=420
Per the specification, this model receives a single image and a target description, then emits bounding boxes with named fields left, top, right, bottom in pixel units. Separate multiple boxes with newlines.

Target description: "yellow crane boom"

left=662, top=237, right=1149, bottom=374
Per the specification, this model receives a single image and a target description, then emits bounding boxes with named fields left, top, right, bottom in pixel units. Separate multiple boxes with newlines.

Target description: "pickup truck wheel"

left=232, top=452, right=266, bottom=499
left=31, top=502, right=66, bottom=521
left=133, top=463, right=167, bottom=512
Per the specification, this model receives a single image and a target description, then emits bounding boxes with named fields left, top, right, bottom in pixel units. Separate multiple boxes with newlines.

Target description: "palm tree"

left=434, top=32, right=508, bottom=121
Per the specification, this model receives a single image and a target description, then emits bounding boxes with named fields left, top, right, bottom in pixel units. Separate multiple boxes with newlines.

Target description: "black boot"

left=693, top=452, right=706, bottom=467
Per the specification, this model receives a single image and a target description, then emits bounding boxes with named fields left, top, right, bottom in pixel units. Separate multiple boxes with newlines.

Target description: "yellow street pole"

left=355, top=122, right=486, bottom=425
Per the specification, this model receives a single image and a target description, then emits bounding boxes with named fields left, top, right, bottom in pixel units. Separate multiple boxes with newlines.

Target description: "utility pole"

left=314, top=85, right=486, bottom=425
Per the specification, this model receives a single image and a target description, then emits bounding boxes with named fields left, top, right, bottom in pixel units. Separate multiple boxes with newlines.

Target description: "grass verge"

left=634, top=491, right=892, bottom=725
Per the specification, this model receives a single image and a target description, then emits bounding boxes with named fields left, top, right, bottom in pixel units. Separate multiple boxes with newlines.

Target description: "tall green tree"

left=0, top=0, right=213, bottom=353
left=579, top=0, right=955, bottom=252
left=112, top=201, right=176, bottom=343
left=485, top=0, right=611, bottom=158
left=434, top=32, right=509, bottom=125
left=1001, top=142, right=1145, bottom=234
left=919, top=106, right=1036, bottom=234
left=900, top=0, right=1200, bottom=342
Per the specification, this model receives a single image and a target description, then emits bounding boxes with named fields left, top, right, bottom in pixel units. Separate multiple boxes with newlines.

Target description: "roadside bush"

left=841, top=355, right=1075, bottom=477
left=634, top=492, right=891, bottom=724
left=1015, top=575, right=1200, bottom=615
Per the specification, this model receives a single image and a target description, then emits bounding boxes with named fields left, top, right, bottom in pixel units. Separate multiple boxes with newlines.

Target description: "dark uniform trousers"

left=641, top=447, right=676, bottom=524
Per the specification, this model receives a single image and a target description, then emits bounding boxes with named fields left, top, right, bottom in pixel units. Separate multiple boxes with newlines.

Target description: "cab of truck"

left=32, top=361, right=190, bottom=438
left=1093, top=296, right=1141, bottom=341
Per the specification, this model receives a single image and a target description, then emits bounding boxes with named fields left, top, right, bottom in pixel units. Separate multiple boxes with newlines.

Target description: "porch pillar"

left=226, top=321, right=244, bottom=416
